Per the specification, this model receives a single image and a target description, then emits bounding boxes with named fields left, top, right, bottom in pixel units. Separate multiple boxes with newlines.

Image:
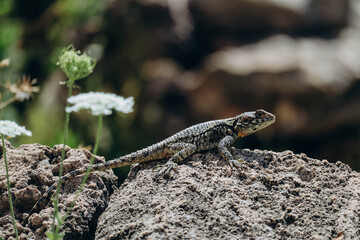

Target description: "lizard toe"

left=230, top=159, right=248, bottom=169
left=156, top=161, right=178, bottom=178
left=227, top=159, right=249, bottom=177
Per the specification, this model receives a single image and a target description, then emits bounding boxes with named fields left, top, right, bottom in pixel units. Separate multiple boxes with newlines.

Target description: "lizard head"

left=234, top=109, right=275, bottom=137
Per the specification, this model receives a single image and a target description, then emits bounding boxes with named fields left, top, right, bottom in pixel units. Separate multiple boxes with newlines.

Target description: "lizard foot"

left=155, top=160, right=178, bottom=178
left=229, top=159, right=248, bottom=176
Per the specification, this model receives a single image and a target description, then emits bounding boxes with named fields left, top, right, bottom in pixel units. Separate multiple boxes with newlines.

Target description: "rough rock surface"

left=96, top=149, right=360, bottom=240
left=0, top=142, right=117, bottom=240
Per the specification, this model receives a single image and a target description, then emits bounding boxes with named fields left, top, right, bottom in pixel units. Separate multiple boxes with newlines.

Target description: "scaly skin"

left=23, top=109, right=275, bottom=223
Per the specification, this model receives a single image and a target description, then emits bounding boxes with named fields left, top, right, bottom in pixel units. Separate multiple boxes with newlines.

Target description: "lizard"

left=23, top=109, right=275, bottom=223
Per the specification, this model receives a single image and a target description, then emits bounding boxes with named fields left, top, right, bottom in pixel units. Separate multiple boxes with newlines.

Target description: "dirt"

left=0, top=141, right=116, bottom=240
left=95, top=148, right=360, bottom=240
left=0, top=142, right=359, bottom=239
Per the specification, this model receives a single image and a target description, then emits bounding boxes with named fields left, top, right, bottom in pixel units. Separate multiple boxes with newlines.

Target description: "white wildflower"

left=0, top=58, right=10, bottom=68
left=15, top=92, right=31, bottom=101
left=0, top=120, right=32, bottom=137
left=66, top=92, right=134, bottom=116
left=6, top=75, right=39, bottom=102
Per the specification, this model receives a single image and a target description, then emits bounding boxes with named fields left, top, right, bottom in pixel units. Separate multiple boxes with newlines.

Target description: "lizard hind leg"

left=156, top=143, right=196, bottom=178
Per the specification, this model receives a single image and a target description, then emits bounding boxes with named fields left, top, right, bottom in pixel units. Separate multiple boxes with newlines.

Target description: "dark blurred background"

left=0, top=0, right=359, bottom=181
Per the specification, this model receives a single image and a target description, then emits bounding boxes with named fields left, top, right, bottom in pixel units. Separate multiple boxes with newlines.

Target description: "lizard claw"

left=230, top=159, right=247, bottom=168
left=229, top=159, right=248, bottom=176
left=156, top=160, right=178, bottom=178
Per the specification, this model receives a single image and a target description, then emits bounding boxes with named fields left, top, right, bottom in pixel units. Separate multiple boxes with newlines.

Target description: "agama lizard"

left=24, top=109, right=275, bottom=222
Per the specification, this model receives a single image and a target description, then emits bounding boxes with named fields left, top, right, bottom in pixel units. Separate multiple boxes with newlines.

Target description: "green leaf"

left=46, top=231, right=55, bottom=240
left=46, top=230, right=65, bottom=240
left=54, top=211, right=64, bottom=226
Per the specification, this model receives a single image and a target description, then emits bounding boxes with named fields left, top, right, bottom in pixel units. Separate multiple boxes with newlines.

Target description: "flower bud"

left=58, top=45, right=96, bottom=82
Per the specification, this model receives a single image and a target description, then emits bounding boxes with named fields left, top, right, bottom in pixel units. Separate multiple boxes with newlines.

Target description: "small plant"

left=48, top=46, right=134, bottom=240
left=0, top=58, right=38, bottom=240
left=0, top=120, right=32, bottom=240
left=1, top=47, right=134, bottom=240
left=49, top=92, right=134, bottom=236
left=49, top=45, right=96, bottom=239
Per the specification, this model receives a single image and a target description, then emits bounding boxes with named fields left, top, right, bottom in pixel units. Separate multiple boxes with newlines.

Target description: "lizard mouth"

left=238, top=132, right=248, bottom=138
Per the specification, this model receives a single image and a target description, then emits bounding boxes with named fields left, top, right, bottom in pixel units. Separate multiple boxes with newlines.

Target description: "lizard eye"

left=255, top=110, right=265, bottom=118
left=241, top=117, right=251, bottom=124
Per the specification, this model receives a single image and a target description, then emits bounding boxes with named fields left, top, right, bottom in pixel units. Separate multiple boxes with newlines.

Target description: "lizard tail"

left=21, top=165, right=92, bottom=225
left=22, top=144, right=166, bottom=224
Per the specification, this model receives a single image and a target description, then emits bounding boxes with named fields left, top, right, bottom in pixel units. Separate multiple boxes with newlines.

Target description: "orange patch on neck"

left=238, top=132, right=248, bottom=138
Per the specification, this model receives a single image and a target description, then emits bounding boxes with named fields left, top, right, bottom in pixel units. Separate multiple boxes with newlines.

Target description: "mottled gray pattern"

left=24, top=109, right=275, bottom=223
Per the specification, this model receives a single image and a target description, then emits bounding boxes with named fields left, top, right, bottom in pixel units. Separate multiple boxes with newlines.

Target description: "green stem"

left=2, top=134, right=19, bottom=240
left=57, top=114, right=103, bottom=231
left=0, top=96, right=16, bottom=109
left=51, top=80, right=74, bottom=234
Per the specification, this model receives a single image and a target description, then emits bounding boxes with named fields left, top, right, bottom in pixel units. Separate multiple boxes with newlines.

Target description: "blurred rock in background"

left=0, top=0, right=358, bottom=181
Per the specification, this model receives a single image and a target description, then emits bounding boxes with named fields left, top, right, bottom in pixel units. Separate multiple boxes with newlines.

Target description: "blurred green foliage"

left=0, top=0, right=12, bottom=16
left=0, top=0, right=114, bottom=150
left=0, top=0, right=145, bottom=185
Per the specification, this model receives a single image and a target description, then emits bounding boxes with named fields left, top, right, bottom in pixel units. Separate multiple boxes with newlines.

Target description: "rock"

left=95, top=149, right=360, bottom=239
left=0, top=142, right=117, bottom=240
left=191, top=0, right=349, bottom=34
left=186, top=0, right=360, bottom=169
left=203, top=31, right=360, bottom=93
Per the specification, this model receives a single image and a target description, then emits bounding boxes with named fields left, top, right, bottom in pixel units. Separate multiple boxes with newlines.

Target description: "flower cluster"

left=0, top=120, right=32, bottom=137
left=0, top=58, right=10, bottom=68
left=66, top=92, right=134, bottom=116
left=6, top=75, right=39, bottom=102
left=58, top=46, right=96, bottom=82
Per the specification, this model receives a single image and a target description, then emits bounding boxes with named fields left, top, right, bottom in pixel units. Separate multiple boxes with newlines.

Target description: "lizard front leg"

left=156, top=142, right=197, bottom=177
left=218, top=135, right=247, bottom=174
